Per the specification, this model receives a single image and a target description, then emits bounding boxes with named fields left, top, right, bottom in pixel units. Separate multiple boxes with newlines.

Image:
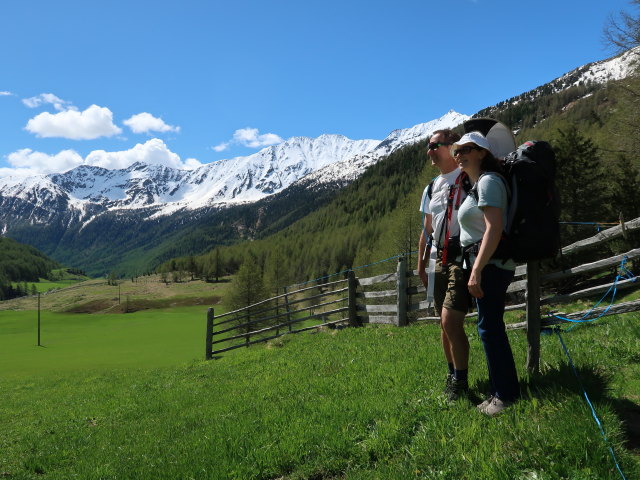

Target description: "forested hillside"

left=0, top=237, right=61, bottom=300
left=161, top=63, right=640, bottom=290
left=160, top=140, right=439, bottom=287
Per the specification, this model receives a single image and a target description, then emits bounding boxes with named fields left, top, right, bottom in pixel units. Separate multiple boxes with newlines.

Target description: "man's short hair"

left=432, top=129, right=461, bottom=145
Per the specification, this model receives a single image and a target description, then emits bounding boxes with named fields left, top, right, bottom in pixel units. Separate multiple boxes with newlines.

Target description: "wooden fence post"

left=206, top=307, right=214, bottom=360
left=396, top=256, right=408, bottom=326
left=246, top=312, right=251, bottom=347
left=283, top=285, right=293, bottom=332
left=525, top=261, right=541, bottom=373
left=347, top=270, right=360, bottom=326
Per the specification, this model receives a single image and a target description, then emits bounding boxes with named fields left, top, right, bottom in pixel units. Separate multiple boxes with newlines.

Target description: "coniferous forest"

left=158, top=68, right=640, bottom=293
left=0, top=237, right=61, bottom=300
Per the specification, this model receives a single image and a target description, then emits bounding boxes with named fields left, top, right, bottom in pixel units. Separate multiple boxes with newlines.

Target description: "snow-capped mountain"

left=1, top=47, right=637, bottom=276
left=479, top=46, right=639, bottom=120
left=2, top=47, right=636, bottom=229
left=0, top=111, right=468, bottom=228
left=300, top=110, right=469, bottom=188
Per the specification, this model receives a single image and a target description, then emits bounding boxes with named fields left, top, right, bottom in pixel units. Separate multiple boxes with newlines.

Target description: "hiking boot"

left=479, top=396, right=513, bottom=416
left=476, top=395, right=494, bottom=411
left=443, top=374, right=454, bottom=395
left=446, top=377, right=469, bottom=402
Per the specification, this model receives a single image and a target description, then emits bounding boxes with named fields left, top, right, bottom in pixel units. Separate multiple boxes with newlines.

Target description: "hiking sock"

left=454, top=368, right=468, bottom=383
left=448, top=363, right=455, bottom=376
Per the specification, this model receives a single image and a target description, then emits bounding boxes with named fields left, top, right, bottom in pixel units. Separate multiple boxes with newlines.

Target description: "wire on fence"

left=548, top=256, right=637, bottom=330
left=554, top=329, right=629, bottom=480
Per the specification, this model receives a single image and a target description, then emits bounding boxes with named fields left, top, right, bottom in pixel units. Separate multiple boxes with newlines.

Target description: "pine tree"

left=228, top=255, right=268, bottom=313
left=552, top=125, right=613, bottom=243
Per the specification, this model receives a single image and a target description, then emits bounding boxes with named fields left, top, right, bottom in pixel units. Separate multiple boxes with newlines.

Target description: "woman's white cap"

left=452, top=131, right=491, bottom=151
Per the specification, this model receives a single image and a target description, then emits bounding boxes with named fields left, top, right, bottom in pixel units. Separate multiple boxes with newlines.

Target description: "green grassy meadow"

left=0, top=307, right=208, bottom=376
left=1, top=277, right=639, bottom=479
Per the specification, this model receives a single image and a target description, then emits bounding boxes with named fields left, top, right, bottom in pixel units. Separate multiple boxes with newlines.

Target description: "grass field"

left=1, top=276, right=639, bottom=479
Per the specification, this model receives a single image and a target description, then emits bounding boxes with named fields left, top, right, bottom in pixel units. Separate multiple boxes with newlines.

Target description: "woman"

left=453, top=131, right=520, bottom=416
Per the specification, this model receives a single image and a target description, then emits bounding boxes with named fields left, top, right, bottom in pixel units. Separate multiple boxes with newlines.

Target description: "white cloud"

left=0, top=91, right=13, bottom=96
left=212, top=142, right=230, bottom=152
left=123, top=112, right=180, bottom=134
left=213, top=127, right=283, bottom=152
left=233, top=128, right=283, bottom=148
left=25, top=104, right=122, bottom=140
left=85, top=138, right=191, bottom=170
left=184, top=157, right=203, bottom=169
left=6, top=148, right=84, bottom=174
left=22, top=93, right=72, bottom=111
left=2, top=139, right=200, bottom=177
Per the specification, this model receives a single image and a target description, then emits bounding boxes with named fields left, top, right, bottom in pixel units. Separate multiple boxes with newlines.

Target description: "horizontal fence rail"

left=206, top=216, right=640, bottom=364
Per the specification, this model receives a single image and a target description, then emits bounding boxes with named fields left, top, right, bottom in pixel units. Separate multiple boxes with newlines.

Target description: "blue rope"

left=559, top=221, right=620, bottom=232
left=548, top=257, right=637, bottom=330
left=554, top=329, right=629, bottom=480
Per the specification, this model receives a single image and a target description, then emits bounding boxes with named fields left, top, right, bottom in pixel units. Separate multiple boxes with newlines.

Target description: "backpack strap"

left=440, top=172, right=466, bottom=266
left=463, top=172, right=513, bottom=265
left=468, top=172, right=511, bottom=203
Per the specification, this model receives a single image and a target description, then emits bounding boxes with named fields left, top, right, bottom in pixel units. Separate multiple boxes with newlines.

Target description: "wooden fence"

left=206, top=216, right=640, bottom=369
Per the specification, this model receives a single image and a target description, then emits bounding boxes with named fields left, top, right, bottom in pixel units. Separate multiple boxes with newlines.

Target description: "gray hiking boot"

left=446, top=377, right=469, bottom=402
left=479, top=396, right=513, bottom=416
left=477, top=395, right=494, bottom=410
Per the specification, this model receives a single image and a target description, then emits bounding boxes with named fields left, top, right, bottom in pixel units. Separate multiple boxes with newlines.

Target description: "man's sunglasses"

left=452, top=145, right=482, bottom=156
left=427, top=142, right=451, bottom=150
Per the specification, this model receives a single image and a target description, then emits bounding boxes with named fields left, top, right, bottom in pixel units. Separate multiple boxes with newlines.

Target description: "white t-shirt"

left=419, top=169, right=465, bottom=249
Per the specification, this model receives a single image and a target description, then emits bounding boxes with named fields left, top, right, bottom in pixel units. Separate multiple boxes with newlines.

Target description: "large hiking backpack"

left=494, top=140, right=561, bottom=262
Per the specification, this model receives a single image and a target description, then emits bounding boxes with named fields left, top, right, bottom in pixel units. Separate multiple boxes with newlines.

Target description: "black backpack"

left=474, top=140, right=561, bottom=262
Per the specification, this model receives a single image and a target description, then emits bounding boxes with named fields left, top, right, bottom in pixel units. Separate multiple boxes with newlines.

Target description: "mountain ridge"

left=1, top=47, right=637, bottom=276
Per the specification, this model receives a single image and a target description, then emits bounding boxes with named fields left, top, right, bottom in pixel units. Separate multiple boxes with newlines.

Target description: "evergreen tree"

left=552, top=125, right=613, bottom=243
left=227, top=255, right=268, bottom=313
left=608, top=153, right=640, bottom=220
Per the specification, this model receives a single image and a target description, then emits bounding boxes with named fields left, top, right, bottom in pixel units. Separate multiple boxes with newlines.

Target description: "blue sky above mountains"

left=0, top=0, right=632, bottom=176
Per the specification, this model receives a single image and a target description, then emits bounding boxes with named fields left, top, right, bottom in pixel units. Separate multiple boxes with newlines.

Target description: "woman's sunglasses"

left=452, top=145, right=482, bottom=156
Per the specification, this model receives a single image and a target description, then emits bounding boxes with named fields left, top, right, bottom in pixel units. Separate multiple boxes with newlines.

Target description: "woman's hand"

left=468, top=267, right=484, bottom=298
left=468, top=205, right=503, bottom=298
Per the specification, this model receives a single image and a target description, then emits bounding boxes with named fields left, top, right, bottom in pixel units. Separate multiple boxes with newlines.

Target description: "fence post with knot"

left=396, top=256, right=408, bottom=326
left=525, top=261, right=541, bottom=373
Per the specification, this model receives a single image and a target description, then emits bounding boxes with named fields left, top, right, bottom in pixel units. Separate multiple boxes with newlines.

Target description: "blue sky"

left=0, top=0, right=633, bottom=175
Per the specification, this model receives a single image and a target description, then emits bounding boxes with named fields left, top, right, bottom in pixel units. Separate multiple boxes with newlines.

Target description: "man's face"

left=427, top=134, right=453, bottom=167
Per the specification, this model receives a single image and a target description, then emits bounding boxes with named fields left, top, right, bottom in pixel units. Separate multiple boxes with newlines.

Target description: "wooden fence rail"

left=206, top=217, right=640, bottom=368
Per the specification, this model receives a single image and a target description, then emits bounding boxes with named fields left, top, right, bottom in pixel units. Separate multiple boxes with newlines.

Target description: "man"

left=418, top=129, right=471, bottom=401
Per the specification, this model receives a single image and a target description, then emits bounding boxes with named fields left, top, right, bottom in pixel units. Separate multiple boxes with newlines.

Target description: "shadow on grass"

left=611, top=398, right=640, bottom=452
left=468, top=363, right=611, bottom=407
left=511, top=362, right=640, bottom=453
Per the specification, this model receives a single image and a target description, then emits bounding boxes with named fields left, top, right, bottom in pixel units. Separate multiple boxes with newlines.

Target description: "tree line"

left=0, top=237, right=62, bottom=300
left=157, top=76, right=640, bottom=311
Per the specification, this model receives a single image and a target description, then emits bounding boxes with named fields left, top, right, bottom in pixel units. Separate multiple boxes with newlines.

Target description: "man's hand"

left=419, top=269, right=428, bottom=290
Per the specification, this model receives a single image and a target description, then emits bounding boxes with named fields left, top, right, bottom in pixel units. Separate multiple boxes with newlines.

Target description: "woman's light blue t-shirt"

left=458, top=172, right=515, bottom=270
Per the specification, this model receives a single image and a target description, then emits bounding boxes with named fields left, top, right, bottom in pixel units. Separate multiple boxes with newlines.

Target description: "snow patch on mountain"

left=301, top=110, right=469, bottom=188
left=560, top=46, right=639, bottom=89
